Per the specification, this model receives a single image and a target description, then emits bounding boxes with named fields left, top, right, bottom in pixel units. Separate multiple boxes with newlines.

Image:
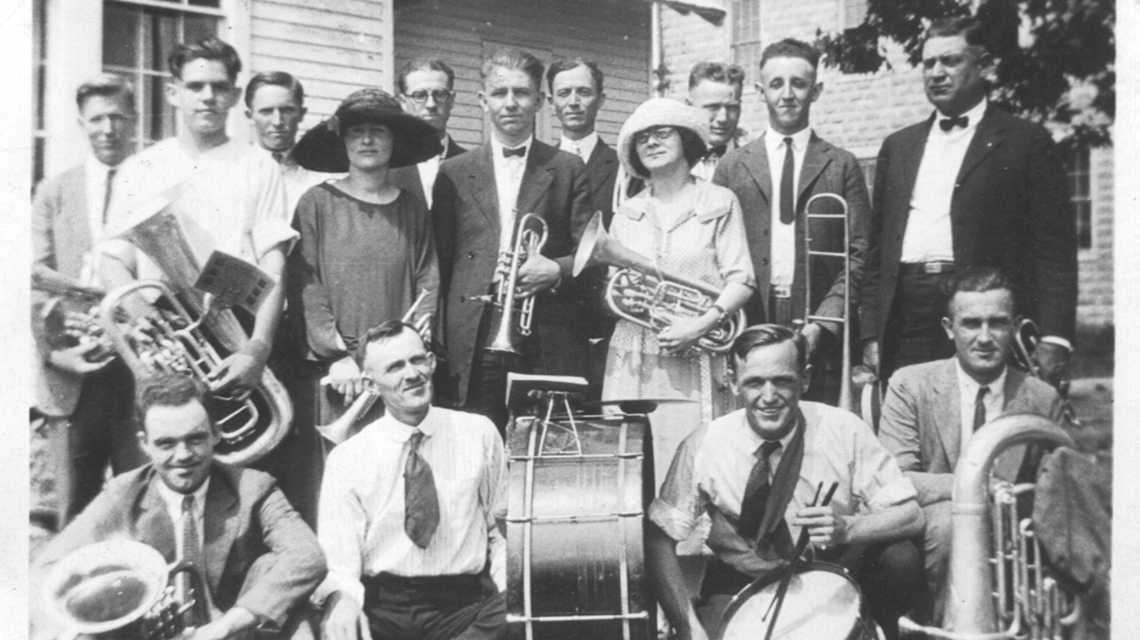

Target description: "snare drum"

left=505, top=414, right=655, bottom=640
left=719, top=562, right=877, bottom=640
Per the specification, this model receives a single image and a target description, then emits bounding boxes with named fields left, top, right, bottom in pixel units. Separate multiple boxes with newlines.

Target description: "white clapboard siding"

left=394, top=0, right=651, bottom=148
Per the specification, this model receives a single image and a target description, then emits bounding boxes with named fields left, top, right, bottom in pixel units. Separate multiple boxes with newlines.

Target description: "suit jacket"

left=31, top=165, right=96, bottom=416
left=431, top=139, right=592, bottom=404
left=878, top=358, right=1066, bottom=506
left=388, top=134, right=467, bottom=209
left=31, top=463, right=327, bottom=638
left=713, top=132, right=871, bottom=333
left=861, top=106, right=1077, bottom=344
left=558, top=137, right=619, bottom=224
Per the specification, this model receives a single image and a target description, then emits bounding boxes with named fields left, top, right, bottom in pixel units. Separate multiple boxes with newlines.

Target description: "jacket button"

left=761, top=258, right=769, bottom=266
left=459, top=295, right=466, bottom=303
left=467, top=252, right=475, bottom=259
left=763, top=229, right=769, bottom=237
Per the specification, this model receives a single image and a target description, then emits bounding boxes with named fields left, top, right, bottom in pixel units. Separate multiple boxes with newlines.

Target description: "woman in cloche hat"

left=600, top=97, right=756, bottom=541
left=287, top=88, right=443, bottom=436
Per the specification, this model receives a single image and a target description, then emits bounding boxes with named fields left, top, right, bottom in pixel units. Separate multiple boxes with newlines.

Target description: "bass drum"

left=506, top=414, right=655, bottom=640
left=719, top=562, right=877, bottom=640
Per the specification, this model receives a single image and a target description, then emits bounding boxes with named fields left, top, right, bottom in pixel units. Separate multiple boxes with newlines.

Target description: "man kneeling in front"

left=648, top=324, right=924, bottom=640
left=316, top=320, right=508, bottom=640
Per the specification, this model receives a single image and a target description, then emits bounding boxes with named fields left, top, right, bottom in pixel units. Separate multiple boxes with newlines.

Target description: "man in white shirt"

left=648, top=324, right=924, bottom=640
left=317, top=320, right=507, bottom=640
left=391, top=58, right=468, bottom=209
left=713, top=39, right=870, bottom=406
left=103, top=37, right=297, bottom=397
left=861, top=17, right=1076, bottom=386
left=878, top=267, right=1069, bottom=624
left=31, top=74, right=143, bottom=525
left=31, top=373, right=326, bottom=640
left=245, top=71, right=336, bottom=217
left=687, top=62, right=747, bottom=181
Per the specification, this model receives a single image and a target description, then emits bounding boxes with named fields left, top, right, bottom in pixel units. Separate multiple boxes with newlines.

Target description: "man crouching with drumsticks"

left=315, top=320, right=508, bottom=640
left=647, top=324, right=924, bottom=640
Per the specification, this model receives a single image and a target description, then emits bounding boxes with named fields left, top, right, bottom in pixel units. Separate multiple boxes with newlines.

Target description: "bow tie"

left=706, top=144, right=728, bottom=160
left=939, top=116, right=969, bottom=132
left=502, top=146, right=527, bottom=158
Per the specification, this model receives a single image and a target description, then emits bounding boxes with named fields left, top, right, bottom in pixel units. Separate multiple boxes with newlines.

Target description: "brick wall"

left=1078, top=146, right=1114, bottom=327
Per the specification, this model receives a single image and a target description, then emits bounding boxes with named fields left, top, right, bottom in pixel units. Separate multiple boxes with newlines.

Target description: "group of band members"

left=30, top=12, right=1078, bottom=640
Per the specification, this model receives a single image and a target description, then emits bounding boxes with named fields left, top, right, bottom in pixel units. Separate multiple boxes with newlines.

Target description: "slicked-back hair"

left=944, top=266, right=1017, bottom=317
left=628, top=126, right=707, bottom=178
left=361, top=320, right=428, bottom=361
left=760, top=38, right=821, bottom=72
left=135, top=373, right=216, bottom=434
left=481, top=48, right=545, bottom=92
left=76, top=74, right=136, bottom=113
left=398, top=58, right=457, bottom=94
left=245, top=71, right=305, bottom=108
left=729, top=324, right=807, bottom=373
left=688, top=61, right=745, bottom=91
left=546, top=58, right=605, bottom=94
left=926, top=16, right=989, bottom=52
left=168, top=36, right=242, bottom=82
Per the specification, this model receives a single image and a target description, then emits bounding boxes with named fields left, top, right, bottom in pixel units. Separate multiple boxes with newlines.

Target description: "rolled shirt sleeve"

left=847, top=413, right=919, bottom=512
left=648, top=425, right=709, bottom=543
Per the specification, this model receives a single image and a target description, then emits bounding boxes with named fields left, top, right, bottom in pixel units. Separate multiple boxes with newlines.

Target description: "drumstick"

left=761, top=481, right=840, bottom=640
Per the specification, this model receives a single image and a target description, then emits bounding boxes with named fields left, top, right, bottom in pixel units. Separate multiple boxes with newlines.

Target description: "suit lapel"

left=897, top=117, right=933, bottom=208
left=516, top=142, right=555, bottom=215
left=797, top=135, right=832, bottom=207
left=742, top=133, right=772, bottom=204
left=955, top=106, right=1006, bottom=185
left=136, top=472, right=177, bottom=562
left=203, top=466, right=239, bottom=595
left=933, top=360, right=963, bottom=467
left=467, top=143, right=500, bottom=226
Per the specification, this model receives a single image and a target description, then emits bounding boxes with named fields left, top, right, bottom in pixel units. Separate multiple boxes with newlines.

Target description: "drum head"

left=720, top=564, right=863, bottom=640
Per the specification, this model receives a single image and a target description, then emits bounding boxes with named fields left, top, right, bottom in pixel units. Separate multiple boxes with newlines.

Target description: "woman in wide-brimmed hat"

left=287, top=88, right=443, bottom=442
left=602, top=97, right=755, bottom=528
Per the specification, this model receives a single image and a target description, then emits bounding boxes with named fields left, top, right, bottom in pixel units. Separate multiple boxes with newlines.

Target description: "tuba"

left=99, top=207, right=292, bottom=466
left=41, top=539, right=211, bottom=640
left=573, top=211, right=744, bottom=353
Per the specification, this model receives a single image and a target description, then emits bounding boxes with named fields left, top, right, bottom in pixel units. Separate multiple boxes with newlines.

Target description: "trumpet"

left=32, top=269, right=113, bottom=357
left=573, top=212, right=744, bottom=353
left=480, top=212, right=548, bottom=356
left=317, top=290, right=435, bottom=445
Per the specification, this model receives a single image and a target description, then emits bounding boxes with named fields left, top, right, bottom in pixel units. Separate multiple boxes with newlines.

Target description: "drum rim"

left=716, top=561, right=863, bottom=639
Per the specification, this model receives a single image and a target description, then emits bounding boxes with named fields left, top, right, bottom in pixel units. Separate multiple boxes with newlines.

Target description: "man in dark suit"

left=713, top=39, right=870, bottom=405
left=32, top=373, right=327, bottom=640
left=878, top=267, right=1068, bottom=623
left=391, top=58, right=468, bottom=209
left=31, top=74, right=143, bottom=525
left=546, top=57, right=619, bottom=399
left=432, top=47, right=592, bottom=428
left=861, top=17, right=1076, bottom=387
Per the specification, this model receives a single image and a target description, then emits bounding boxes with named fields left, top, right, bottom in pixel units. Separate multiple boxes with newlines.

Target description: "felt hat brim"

left=293, top=110, right=442, bottom=172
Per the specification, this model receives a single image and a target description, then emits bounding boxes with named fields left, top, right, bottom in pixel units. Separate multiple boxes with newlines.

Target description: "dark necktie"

left=973, top=385, right=990, bottom=432
left=706, top=144, right=728, bottom=162
left=738, top=440, right=783, bottom=539
left=780, top=137, right=795, bottom=224
left=180, top=494, right=207, bottom=625
left=404, top=429, right=440, bottom=548
left=940, top=115, right=969, bottom=132
left=502, top=145, right=526, bottom=158
left=102, top=168, right=116, bottom=225
left=272, top=151, right=285, bottom=165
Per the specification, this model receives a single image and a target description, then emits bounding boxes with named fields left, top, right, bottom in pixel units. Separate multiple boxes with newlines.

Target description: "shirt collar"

left=560, top=131, right=598, bottom=159
left=155, top=473, right=211, bottom=514
left=735, top=409, right=800, bottom=452
left=490, top=134, right=534, bottom=159
left=954, top=357, right=1007, bottom=397
left=764, top=126, right=812, bottom=155
left=375, top=406, right=439, bottom=442
left=935, top=97, right=988, bottom=131
left=85, top=154, right=116, bottom=178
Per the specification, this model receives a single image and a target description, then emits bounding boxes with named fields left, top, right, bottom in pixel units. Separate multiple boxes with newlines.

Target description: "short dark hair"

left=760, top=38, right=821, bottom=72
left=398, top=57, right=457, bottom=94
left=546, top=58, right=605, bottom=94
left=729, top=324, right=807, bottom=372
left=360, top=320, right=427, bottom=360
left=926, top=16, right=989, bottom=52
left=244, top=71, right=304, bottom=109
left=688, top=61, right=745, bottom=91
left=135, top=373, right=214, bottom=434
left=482, top=48, right=545, bottom=91
left=627, top=126, right=707, bottom=178
left=76, top=74, right=136, bottom=113
left=945, top=266, right=1016, bottom=317
left=168, top=36, right=242, bottom=82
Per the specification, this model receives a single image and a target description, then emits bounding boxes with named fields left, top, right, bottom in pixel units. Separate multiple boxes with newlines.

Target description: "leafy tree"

left=816, top=0, right=1114, bottom=152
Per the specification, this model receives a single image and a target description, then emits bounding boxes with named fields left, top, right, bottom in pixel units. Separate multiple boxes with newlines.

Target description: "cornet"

left=480, top=212, right=549, bottom=356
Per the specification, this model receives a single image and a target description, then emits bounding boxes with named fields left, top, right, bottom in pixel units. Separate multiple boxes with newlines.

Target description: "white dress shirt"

left=690, top=137, right=738, bottom=182
left=900, top=98, right=989, bottom=263
left=560, top=131, right=598, bottom=164
left=954, top=359, right=1007, bottom=451
left=415, top=136, right=452, bottom=209
left=81, top=155, right=117, bottom=285
left=260, top=146, right=339, bottom=220
left=154, top=477, right=210, bottom=562
left=490, top=135, right=533, bottom=255
left=764, top=127, right=813, bottom=288
left=316, top=406, right=507, bottom=607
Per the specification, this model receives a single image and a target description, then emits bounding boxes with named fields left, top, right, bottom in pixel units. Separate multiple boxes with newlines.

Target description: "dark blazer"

left=878, top=358, right=1066, bottom=506
left=713, top=132, right=871, bottom=332
left=558, top=137, right=619, bottom=224
left=31, top=165, right=95, bottom=416
left=32, top=463, right=326, bottom=637
left=860, top=105, right=1077, bottom=344
left=389, top=134, right=467, bottom=209
left=431, top=139, right=592, bottom=405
